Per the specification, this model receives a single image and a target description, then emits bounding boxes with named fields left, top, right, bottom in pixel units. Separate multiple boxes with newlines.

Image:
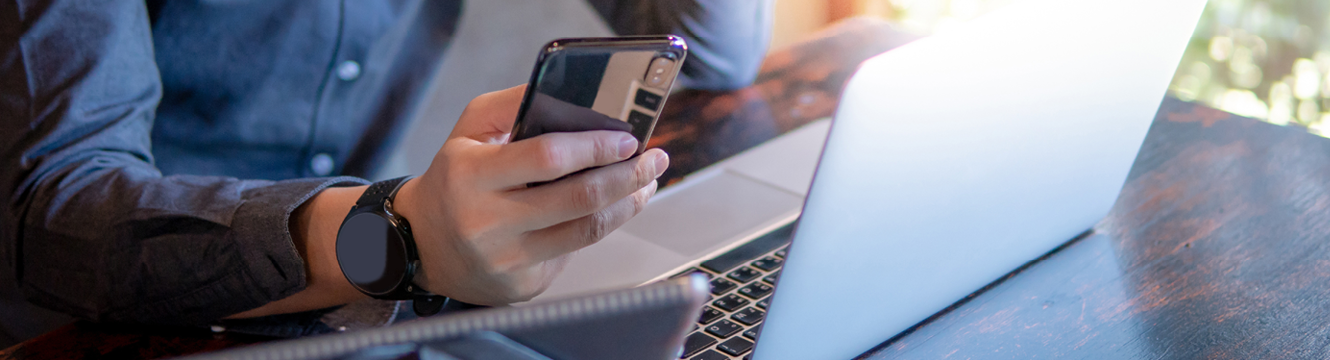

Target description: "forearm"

left=229, top=185, right=369, bottom=319
left=6, top=158, right=370, bottom=323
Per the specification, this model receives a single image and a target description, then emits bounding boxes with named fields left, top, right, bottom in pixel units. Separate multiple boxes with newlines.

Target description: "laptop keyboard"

left=671, top=234, right=792, bottom=360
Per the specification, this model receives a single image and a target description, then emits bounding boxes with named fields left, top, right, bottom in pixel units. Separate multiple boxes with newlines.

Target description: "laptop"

left=531, top=0, right=1208, bottom=358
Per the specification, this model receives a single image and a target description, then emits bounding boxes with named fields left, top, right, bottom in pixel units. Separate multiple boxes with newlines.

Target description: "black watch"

left=335, top=176, right=450, bottom=316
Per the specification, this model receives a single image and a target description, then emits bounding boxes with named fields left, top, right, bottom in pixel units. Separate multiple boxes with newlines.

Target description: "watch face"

left=337, top=212, right=409, bottom=295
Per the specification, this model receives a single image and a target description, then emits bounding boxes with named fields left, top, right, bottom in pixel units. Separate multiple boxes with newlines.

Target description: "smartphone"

left=509, top=36, right=688, bottom=155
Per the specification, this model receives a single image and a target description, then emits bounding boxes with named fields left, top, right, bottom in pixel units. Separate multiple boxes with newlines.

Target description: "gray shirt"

left=0, top=0, right=771, bottom=346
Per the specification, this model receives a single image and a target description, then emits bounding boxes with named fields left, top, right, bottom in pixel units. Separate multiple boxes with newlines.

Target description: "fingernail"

left=617, top=134, right=638, bottom=159
left=652, top=151, right=669, bottom=177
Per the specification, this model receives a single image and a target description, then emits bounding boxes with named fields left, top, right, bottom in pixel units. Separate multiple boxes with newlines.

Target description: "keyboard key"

left=712, top=294, right=750, bottom=312
left=730, top=307, right=765, bottom=326
left=682, top=332, right=717, bottom=358
left=698, top=307, right=724, bottom=324
left=699, top=224, right=795, bottom=273
left=756, top=297, right=770, bottom=310
left=690, top=350, right=728, bottom=360
left=737, top=282, right=773, bottom=300
left=709, top=278, right=737, bottom=295
left=750, top=256, right=783, bottom=271
left=774, top=247, right=788, bottom=258
left=727, top=267, right=761, bottom=283
left=705, top=319, right=742, bottom=339
left=762, top=271, right=779, bottom=285
left=743, top=326, right=761, bottom=340
left=717, top=337, right=755, bottom=356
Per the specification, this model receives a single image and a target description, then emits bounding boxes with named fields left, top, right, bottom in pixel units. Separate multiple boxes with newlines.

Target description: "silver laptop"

left=534, top=0, right=1207, bottom=358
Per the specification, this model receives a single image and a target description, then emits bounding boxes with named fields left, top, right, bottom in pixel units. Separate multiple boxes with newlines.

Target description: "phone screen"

left=510, top=37, right=687, bottom=154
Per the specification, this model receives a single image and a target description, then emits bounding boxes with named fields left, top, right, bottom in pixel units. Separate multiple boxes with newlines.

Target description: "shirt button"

left=336, top=60, right=361, bottom=81
left=310, top=153, right=335, bottom=176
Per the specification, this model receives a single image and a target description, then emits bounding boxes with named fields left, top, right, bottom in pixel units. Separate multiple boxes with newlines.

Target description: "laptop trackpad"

left=621, top=171, right=803, bottom=257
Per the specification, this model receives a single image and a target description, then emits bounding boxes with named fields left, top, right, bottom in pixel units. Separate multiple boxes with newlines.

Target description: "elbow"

left=680, top=66, right=760, bottom=91
left=675, top=0, right=773, bottom=91
left=678, top=47, right=767, bottom=91
left=676, top=27, right=771, bottom=91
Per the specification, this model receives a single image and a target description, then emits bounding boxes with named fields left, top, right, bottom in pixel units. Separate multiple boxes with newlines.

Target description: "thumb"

left=449, top=85, right=528, bottom=142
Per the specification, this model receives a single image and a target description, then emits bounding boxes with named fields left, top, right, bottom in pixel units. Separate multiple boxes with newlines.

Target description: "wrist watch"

left=335, top=176, right=450, bottom=316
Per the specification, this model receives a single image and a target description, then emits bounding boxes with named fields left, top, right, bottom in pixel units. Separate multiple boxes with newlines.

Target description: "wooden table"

left=859, top=97, right=1330, bottom=359
left=7, top=17, right=1330, bottom=359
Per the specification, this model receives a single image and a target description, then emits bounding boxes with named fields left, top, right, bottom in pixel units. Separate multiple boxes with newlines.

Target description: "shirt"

left=0, top=0, right=771, bottom=347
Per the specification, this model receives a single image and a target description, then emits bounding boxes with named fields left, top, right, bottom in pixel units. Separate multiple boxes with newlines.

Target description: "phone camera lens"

left=645, top=56, right=675, bottom=88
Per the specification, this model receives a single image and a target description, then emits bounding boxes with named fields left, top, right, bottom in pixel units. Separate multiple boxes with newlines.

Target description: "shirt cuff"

left=106, top=176, right=370, bottom=325
left=230, top=176, right=370, bottom=307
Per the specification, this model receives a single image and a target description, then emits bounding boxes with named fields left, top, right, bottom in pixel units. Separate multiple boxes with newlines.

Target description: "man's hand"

left=392, top=85, right=668, bottom=305
left=231, top=85, right=666, bottom=319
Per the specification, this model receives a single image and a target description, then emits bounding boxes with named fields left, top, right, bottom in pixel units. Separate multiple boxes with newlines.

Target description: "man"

left=0, top=0, right=772, bottom=346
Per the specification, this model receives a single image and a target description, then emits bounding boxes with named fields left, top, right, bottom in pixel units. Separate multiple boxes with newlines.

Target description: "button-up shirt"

left=0, top=0, right=771, bottom=346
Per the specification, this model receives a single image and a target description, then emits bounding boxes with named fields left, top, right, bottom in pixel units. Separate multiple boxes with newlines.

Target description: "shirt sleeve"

left=0, top=0, right=368, bottom=325
left=586, top=0, right=774, bottom=90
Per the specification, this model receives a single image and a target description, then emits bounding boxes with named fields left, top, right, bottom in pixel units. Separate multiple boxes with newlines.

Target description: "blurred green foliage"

left=1168, top=0, right=1330, bottom=135
left=870, top=0, right=1330, bottom=136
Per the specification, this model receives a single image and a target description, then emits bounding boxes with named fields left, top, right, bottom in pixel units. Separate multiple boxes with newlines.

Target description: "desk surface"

left=7, top=18, right=1330, bottom=360
left=861, top=97, right=1330, bottom=359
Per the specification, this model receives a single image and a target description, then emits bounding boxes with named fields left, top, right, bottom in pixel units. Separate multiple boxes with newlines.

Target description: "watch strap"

left=349, top=176, right=481, bottom=317
left=356, top=176, right=411, bottom=208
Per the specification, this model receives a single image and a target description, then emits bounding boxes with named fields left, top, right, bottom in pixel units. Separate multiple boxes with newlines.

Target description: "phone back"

left=510, top=36, right=687, bottom=154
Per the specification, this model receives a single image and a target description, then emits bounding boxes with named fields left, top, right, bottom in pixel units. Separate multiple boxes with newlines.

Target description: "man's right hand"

left=392, top=85, right=668, bottom=305
left=233, top=85, right=665, bottom=319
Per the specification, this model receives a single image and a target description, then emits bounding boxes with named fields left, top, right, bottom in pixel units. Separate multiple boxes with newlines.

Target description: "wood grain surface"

left=859, top=98, right=1330, bottom=359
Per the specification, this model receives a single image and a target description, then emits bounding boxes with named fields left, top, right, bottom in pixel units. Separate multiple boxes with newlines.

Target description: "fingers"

left=484, top=131, right=641, bottom=187
left=511, top=149, right=667, bottom=228
left=449, top=85, right=527, bottom=141
left=522, top=180, right=658, bottom=263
